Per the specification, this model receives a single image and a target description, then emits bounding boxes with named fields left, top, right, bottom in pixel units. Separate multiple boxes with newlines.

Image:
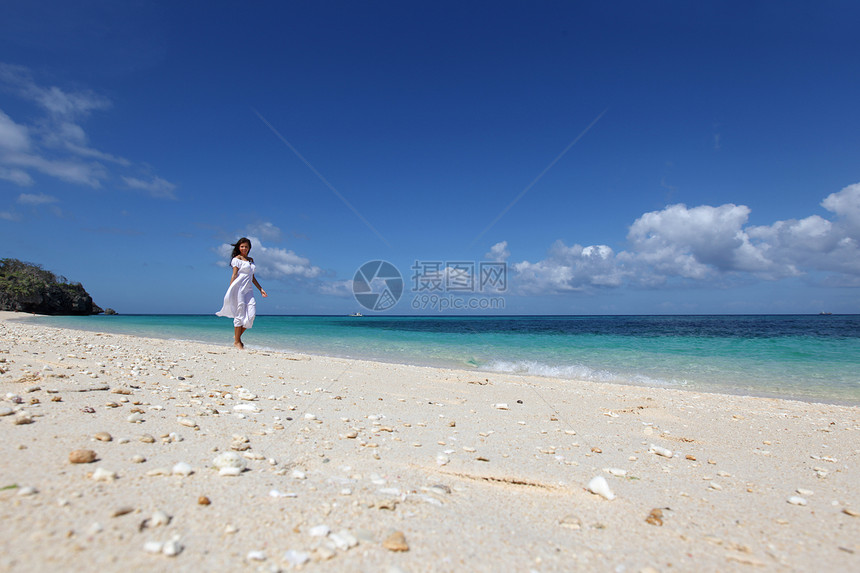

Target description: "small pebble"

left=69, top=449, right=97, bottom=464
left=246, top=550, right=267, bottom=561
left=559, top=515, right=582, bottom=530
left=283, top=550, right=310, bottom=566
left=143, top=541, right=163, bottom=554
left=645, top=508, right=664, bottom=526
left=92, top=468, right=117, bottom=482
left=330, top=530, right=358, bottom=550
left=149, top=510, right=171, bottom=527
left=382, top=531, right=409, bottom=552
left=233, top=404, right=260, bottom=413
left=315, top=546, right=336, bottom=561
left=788, top=496, right=807, bottom=506
left=172, top=462, right=193, bottom=476
left=162, top=539, right=183, bottom=556
left=198, top=496, right=211, bottom=505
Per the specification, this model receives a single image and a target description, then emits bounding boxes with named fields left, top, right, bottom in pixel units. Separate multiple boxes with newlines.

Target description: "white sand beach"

left=1, top=311, right=858, bottom=572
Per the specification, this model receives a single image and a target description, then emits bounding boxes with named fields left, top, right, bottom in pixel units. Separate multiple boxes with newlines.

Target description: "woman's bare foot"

left=234, top=341, right=244, bottom=349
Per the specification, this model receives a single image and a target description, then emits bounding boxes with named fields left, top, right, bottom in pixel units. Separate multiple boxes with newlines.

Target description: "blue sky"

left=1, top=1, right=859, bottom=315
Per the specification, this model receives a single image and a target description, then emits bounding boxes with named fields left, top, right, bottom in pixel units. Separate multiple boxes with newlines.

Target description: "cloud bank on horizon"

left=224, top=181, right=860, bottom=300
left=507, top=183, right=860, bottom=294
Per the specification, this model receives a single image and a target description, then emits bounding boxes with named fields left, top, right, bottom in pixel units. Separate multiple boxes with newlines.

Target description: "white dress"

left=216, top=257, right=256, bottom=328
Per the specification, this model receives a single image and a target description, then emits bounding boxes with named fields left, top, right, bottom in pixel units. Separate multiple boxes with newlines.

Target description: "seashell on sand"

left=586, top=476, right=615, bottom=500
left=649, top=444, right=673, bottom=458
left=213, top=451, right=247, bottom=475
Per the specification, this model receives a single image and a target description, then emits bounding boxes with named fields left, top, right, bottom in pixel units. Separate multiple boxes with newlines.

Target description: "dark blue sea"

left=24, top=314, right=860, bottom=405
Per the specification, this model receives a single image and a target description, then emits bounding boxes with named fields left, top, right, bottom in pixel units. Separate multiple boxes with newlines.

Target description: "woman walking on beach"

left=216, top=237, right=267, bottom=349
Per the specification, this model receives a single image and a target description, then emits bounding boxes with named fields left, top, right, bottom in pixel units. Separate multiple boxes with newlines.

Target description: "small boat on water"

left=348, top=312, right=363, bottom=317
left=818, top=311, right=833, bottom=315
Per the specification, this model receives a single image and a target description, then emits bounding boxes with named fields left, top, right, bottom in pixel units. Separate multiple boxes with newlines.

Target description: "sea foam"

left=482, top=359, right=687, bottom=387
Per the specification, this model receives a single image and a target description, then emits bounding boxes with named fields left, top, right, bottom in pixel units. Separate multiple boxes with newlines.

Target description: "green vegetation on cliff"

left=0, top=258, right=102, bottom=315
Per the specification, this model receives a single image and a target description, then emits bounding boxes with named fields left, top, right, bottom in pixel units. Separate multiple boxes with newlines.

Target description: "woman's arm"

left=252, top=276, right=268, bottom=297
left=229, top=266, right=239, bottom=285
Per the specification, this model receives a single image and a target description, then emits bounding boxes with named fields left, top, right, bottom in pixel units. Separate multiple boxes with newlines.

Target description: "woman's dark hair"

left=230, top=237, right=252, bottom=259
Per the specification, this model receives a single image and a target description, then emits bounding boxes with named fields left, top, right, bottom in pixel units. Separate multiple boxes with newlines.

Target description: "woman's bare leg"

left=233, top=326, right=246, bottom=349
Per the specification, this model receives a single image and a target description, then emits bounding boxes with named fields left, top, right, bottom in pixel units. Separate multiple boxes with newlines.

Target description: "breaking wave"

left=481, top=359, right=688, bottom=387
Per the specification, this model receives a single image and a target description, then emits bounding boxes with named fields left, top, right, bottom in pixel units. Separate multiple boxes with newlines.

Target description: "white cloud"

left=35, top=85, right=111, bottom=118
left=509, top=182, right=860, bottom=293
left=122, top=176, right=177, bottom=200
left=0, top=109, right=30, bottom=152
left=247, top=221, right=283, bottom=242
left=216, top=236, right=323, bottom=281
left=626, top=203, right=752, bottom=278
left=513, top=240, right=624, bottom=294
left=0, top=165, right=33, bottom=186
left=485, top=241, right=510, bottom=262
left=319, top=279, right=354, bottom=297
left=18, top=192, right=58, bottom=205
left=744, top=183, right=860, bottom=276
left=822, top=182, right=860, bottom=236
left=5, top=151, right=106, bottom=187
left=0, top=63, right=173, bottom=196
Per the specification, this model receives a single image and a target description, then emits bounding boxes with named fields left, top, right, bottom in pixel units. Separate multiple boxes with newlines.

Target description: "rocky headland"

left=0, top=258, right=103, bottom=315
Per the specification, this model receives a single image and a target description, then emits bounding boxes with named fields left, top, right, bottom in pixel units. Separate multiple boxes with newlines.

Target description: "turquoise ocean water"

left=21, top=314, right=860, bottom=405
